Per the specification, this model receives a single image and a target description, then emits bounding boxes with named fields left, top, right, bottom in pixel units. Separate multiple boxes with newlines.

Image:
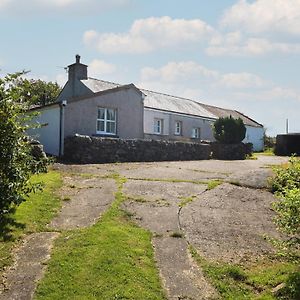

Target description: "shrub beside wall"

left=64, top=134, right=211, bottom=164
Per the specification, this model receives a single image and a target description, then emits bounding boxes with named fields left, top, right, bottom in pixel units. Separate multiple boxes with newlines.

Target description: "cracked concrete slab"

left=180, top=183, right=281, bottom=264
left=153, top=237, right=216, bottom=300
left=226, top=168, right=273, bottom=189
left=50, top=178, right=116, bottom=230
left=0, top=232, right=58, bottom=300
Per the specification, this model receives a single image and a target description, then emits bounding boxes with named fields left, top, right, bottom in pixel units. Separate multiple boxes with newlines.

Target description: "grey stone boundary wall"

left=63, top=134, right=211, bottom=164
left=211, top=142, right=253, bottom=160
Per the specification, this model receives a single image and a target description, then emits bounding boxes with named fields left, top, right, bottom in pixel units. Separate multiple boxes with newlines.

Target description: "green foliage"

left=270, top=157, right=300, bottom=253
left=0, top=72, right=49, bottom=217
left=270, top=157, right=300, bottom=194
left=273, top=188, right=300, bottom=236
left=213, top=116, right=246, bottom=144
left=4, top=72, right=62, bottom=106
left=21, top=78, right=61, bottom=106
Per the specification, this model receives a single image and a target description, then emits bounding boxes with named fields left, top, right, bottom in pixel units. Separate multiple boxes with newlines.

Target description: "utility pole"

left=286, top=118, right=289, bottom=134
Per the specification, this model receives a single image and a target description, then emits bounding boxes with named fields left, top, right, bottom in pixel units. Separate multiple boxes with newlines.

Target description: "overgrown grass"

left=0, top=171, right=62, bottom=275
left=34, top=174, right=166, bottom=300
left=190, top=246, right=300, bottom=300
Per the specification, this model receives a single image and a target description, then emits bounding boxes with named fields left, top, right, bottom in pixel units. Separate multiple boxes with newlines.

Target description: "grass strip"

left=0, top=171, right=62, bottom=275
left=34, top=174, right=166, bottom=300
left=189, top=245, right=300, bottom=300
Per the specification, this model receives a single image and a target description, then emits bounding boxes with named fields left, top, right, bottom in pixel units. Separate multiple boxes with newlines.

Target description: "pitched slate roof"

left=81, top=78, right=262, bottom=127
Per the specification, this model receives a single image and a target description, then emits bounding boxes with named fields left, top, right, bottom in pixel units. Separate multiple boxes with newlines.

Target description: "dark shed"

left=275, top=133, right=300, bottom=156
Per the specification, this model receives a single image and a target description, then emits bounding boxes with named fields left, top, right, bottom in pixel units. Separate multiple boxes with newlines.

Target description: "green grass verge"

left=190, top=246, right=300, bottom=300
left=34, top=174, right=166, bottom=300
left=0, top=171, right=62, bottom=275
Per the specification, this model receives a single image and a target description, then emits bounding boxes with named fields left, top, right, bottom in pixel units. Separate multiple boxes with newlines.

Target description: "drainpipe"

left=59, top=100, right=67, bottom=157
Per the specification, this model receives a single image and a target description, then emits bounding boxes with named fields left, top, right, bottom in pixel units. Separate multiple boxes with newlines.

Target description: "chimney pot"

left=76, top=54, right=80, bottom=64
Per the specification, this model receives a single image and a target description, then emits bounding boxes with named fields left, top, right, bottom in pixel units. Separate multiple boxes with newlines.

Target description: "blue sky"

left=1, top=0, right=299, bottom=136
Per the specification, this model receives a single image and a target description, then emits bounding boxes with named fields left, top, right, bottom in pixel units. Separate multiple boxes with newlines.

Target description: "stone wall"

left=211, top=142, right=253, bottom=160
left=63, top=134, right=211, bottom=164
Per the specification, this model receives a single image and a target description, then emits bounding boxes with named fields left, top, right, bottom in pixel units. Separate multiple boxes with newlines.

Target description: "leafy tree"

left=0, top=72, right=49, bottom=217
left=213, top=116, right=246, bottom=144
left=8, top=72, right=61, bottom=106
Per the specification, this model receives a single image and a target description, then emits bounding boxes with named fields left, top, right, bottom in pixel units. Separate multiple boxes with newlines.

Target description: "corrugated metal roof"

left=141, top=89, right=216, bottom=119
left=81, top=78, right=262, bottom=127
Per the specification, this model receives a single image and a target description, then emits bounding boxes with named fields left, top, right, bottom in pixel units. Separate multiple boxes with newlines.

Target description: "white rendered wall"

left=28, top=105, right=61, bottom=156
left=244, top=126, right=264, bottom=151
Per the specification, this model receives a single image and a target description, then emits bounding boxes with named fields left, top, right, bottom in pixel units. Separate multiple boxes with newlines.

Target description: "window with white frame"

left=175, top=121, right=182, bottom=135
left=192, top=127, right=201, bottom=139
left=96, top=108, right=116, bottom=135
left=154, top=118, right=163, bottom=134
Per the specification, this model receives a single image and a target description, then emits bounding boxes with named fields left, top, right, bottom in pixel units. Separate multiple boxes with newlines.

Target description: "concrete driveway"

left=1, top=155, right=288, bottom=300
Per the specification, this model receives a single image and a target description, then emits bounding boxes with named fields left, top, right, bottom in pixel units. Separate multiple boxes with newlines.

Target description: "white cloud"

left=206, top=35, right=300, bottom=56
left=88, top=59, right=117, bottom=77
left=208, top=1, right=300, bottom=56
left=0, top=0, right=131, bottom=15
left=219, top=72, right=267, bottom=88
left=141, top=61, right=219, bottom=83
left=221, top=0, right=300, bottom=36
left=138, top=61, right=300, bottom=135
left=83, top=16, right=214, bottom=54
left=140, top=61, right=267, bottom=90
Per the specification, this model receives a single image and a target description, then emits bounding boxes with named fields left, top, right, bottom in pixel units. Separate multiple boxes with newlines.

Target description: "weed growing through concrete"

left=207, top=180, right=223, bottom=190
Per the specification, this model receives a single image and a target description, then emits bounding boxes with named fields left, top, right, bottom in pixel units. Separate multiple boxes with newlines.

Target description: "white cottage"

left=30, top=55, right=264, bottom=156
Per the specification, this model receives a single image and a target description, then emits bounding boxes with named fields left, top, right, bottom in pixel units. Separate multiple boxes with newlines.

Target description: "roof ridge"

left=201, top=102, right=234, bottom=112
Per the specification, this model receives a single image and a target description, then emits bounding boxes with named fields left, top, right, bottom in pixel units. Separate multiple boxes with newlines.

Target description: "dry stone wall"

left=63, top=134, right=211, bottom=164
left=211, top=142, right=252, bottom=160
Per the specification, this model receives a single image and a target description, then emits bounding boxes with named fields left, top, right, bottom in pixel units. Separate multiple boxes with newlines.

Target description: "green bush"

left=0, top=72, right=49, bottom=217
left=270, top=157, right=300, bottom=252
left=271, top=157, right=300, bottom=194
left=213, top=116, right=246, bottom=144
left=273, top=188, right=300, bottom=236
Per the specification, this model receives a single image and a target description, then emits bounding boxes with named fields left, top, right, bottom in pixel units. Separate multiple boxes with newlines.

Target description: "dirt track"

left=0, top=155, right=288, bottom=300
